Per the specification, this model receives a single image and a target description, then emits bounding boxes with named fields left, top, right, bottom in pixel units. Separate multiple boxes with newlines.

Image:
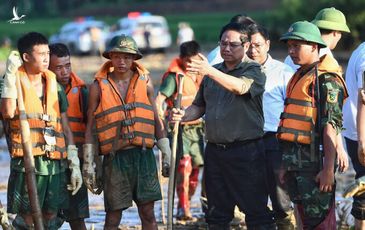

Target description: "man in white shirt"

left=247, top=23, right=295, bottom=229
left=342, top=42, right=365, bottom=229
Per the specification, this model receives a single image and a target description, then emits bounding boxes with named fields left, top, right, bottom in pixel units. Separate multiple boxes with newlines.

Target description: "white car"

left=50, top=18, right=108, bottom=55
left=107, top=12, right=172, bottom=52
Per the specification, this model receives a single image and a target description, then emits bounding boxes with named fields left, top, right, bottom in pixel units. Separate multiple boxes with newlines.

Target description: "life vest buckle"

left=42, top=144, right=55, bottom=153
left=122, top=103, right=135, bottom=111
left=122, top=132, right=135, bottom=140
left=121, top=119, right=135, bottom=126
left=41, top=114, right=51, bottom=122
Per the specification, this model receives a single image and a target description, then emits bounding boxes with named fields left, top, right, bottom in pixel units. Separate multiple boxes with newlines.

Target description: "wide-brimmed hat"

left=280, top=21, right=327, bottom=48
left=312, top=7, right=350, bottom=33
left=102, top=34, right=143, bottom=60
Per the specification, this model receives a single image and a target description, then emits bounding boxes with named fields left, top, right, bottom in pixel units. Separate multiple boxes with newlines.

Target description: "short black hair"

left=248, top=24, right=270, bottom=41
left=219, top=22, right=249, bottom=43
left=319, top=28, right=334, bottom=35
left=49, top=43, right=70, bottom=57
left=17, top=32, right=48, bottom=59
left=180, top=40, right=200, bottom=58
left=230, top=14, right=256, bottom=27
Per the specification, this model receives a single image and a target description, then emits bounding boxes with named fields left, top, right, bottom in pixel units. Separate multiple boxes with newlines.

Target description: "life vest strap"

left=95, top=102, right=153, bottom=119
left=280, top=112, right=313, bottom=122
left=277, top=126, right=311, bottom=137
left=285, top=98, right=313, bottom=107
left=13, top=113, right=60, bottom=122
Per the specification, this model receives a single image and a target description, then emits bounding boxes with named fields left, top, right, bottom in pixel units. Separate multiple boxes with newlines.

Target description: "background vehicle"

left=49, top=17, right=109, bottom=55
left=107, top=12, right=172, bottom=52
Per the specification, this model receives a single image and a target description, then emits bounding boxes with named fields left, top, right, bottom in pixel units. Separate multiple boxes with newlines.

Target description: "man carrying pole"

left=155, top=41, right=205, bottom=223
left=1, top=32, right=82, bottom=229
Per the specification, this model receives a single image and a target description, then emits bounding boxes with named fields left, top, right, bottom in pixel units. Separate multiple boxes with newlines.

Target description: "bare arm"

left=147, top=79, right=166, bottom=140
left=317, top=124, right=337, bottom=192
left=357, top=89, right=365, bottom=164
left=187, top=53, right=253, bottom=95
left=1, top=98, right=16, bottom=119
left=335, top=133, right=349, bottom=172
left=85, top=82, right=100, bottom=144
left=61, top=112, right=75, bottom=145
left=155, top=92, right=167, bottom=120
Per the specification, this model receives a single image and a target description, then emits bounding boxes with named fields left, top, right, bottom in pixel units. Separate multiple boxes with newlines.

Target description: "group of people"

left=1, top=5, right=365, bottom=230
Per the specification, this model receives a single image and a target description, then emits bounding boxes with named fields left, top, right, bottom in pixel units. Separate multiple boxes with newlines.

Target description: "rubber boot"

left=176, top=155, right=193, bottom=220
left=188, top=167, right=200, bottom=199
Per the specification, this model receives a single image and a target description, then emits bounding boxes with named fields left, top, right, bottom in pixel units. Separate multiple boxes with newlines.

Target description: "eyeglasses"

left=218, top=41, right=243, bottom=49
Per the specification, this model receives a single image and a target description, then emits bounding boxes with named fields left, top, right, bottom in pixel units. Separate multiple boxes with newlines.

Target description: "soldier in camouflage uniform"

left=277, top=21, right=348, bottom=229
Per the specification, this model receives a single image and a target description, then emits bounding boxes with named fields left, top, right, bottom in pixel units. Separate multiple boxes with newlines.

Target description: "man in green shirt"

left=171, top=22, right=275, bottom=229
left=155, top=41, right=205, bottom=220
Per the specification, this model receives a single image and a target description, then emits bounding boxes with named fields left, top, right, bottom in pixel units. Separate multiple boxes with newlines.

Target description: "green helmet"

left=280, top=21, right=327, bottom=48
left=312, top=7, right=350, bottom=33
left=103, top=34, right=143, bottom=60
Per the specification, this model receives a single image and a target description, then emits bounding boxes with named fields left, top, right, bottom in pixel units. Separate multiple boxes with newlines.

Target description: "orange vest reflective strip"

left=66, top=72, right=86, bottom=148
left=277, top=55, right=347, bottom=144
left=10, top=66, right=66, bottom=159
left=94, top=62, right=155, bottom=155
left=162, top=58, right=203, bottom=125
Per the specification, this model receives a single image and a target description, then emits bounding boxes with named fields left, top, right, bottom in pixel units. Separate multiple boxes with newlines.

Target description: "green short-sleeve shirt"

left=159, top=73, right=177, bottom=98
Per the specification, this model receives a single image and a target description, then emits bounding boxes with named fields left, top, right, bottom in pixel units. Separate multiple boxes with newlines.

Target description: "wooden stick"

left=15, top=74, right=44, bottom=230
left=167, top=74, right=184, bottom=230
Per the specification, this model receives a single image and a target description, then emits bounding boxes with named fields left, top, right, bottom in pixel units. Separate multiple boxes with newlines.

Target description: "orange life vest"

left=162, top=58, right=203, bottom=124
left=9, top=66, right=66, bottom=159
left=277, top=54, right=348, bottom=144
left=65, top=72, right=86, bottom=152
left=94, top=61, right=155, bottom=155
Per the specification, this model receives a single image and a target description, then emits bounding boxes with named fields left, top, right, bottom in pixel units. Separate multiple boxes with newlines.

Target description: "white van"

left=107, top=12, right=172, bottom=52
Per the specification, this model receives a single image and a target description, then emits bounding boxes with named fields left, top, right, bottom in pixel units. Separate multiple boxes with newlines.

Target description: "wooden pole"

left=167, top=74, right=184, bottom=230
left=15, top=74, right=44, bottom=230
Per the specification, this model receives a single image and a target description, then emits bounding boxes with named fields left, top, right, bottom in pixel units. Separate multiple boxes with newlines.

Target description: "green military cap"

left=312, top=7, right=350, bottom=33
left=103, top=34, right=143, bottom=60
left=280, top=21, right=327, bottom=48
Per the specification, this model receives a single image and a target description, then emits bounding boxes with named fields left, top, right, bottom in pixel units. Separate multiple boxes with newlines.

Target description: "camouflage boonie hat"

left=312, top=7, right=350, bottom=33
left=280, top=21, right=327, bottom=48
left=103, top=34, right=143, bottom=60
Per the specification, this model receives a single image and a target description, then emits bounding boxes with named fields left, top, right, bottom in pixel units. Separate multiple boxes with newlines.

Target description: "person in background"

left=177, top=22, right=194, bottom=46
left=342, top=41, right=365, bottom=229
left=247, top=24, right=295, bottom=229
left=49, top=43, right=89, bottom=230
left=155, top=40, right=205, bottom=221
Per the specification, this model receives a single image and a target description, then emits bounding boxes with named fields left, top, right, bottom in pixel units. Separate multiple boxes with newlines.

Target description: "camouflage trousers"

left=285, top=170, right=335, bottom=228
